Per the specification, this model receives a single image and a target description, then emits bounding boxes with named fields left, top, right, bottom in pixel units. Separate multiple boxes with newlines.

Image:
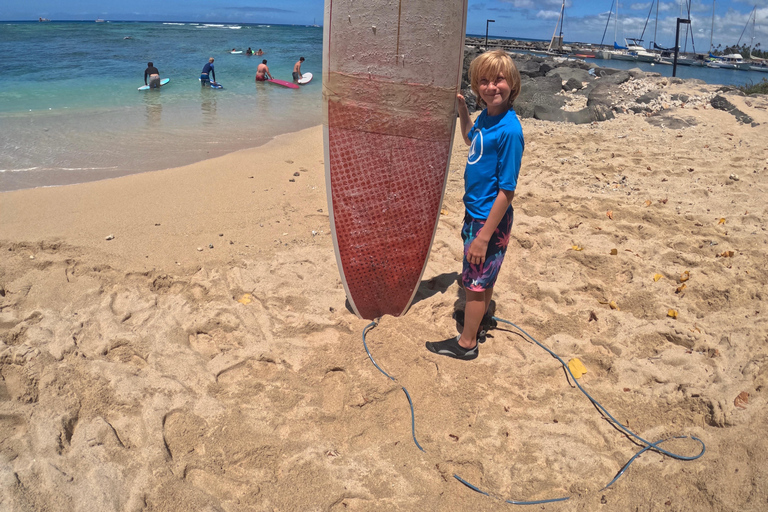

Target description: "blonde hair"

left=469, top=50, right=522, bottom=108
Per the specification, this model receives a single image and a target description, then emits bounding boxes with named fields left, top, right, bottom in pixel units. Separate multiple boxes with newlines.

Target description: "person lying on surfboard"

left=292, top=57, right=305, bottom=82
left=426, top=50, right=524, bottom=361
left=255, top=60, right=273, bottom=82
left=256, top=49, right=264, bottom=56
left=200, top=57, right=215, bottom=86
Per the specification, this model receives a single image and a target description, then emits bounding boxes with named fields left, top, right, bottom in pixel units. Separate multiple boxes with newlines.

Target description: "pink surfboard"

left=323, top=0, right=468, bottom=320
left=267, top=79, right=299, bottom=89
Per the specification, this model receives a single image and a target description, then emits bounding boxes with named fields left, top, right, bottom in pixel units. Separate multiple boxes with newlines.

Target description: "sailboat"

left=746, top=6, right=768, bottom=72
left=707, top=1, right=751, bottom=70
left=546, top=0, right=569, bottom=55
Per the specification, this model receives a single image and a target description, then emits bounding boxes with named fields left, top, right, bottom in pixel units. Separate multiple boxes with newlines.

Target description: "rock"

left=547, top=67, right=592, bottom=84
left=105, top=235, right=114, bottom=241
left=513, top=75, right=565, bottom=119
left=587, top=83, right=618, bottom=121
left=565, top=108, right=594, bottom=125
left=533, top=105, right=567, bottom=122
left=516, top=59, right=544, bottom=78
left=711, top=94, right=755, bottom=124
left=599, top=70, right=631, bottom=85
left=563, top=77, right=583, bottom=91
left=671, top=93, right=690, bottom=103
left=636, top=90, right=662, bottom=104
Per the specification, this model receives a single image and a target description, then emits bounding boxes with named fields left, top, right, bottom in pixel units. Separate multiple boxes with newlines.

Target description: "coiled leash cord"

left=361, top=317, right=706, bottom=505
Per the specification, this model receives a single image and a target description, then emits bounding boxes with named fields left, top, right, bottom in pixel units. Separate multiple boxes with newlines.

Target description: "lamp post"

left=673, top=18, right=691, bottom=77
left=485, top=19, right=495, bottom=48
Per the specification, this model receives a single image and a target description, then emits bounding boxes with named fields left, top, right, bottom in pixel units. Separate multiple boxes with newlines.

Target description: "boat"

left=749, top=62, right=768, bottom=73
left=707, top=52, right=751, bottom=70
left=38, top=17, right=50, bottom=22
left=95, top=18, right=105, bottom=23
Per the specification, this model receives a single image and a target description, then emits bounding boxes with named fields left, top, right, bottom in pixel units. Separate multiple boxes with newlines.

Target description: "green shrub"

left=738, top=78, right=768, bottom=95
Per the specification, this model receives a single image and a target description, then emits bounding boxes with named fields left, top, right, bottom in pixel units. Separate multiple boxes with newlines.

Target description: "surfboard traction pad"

left=326, top=75, right=456, bottom=320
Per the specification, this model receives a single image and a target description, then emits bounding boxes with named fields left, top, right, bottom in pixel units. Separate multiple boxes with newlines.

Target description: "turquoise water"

left=0, top=21, right=323, bottom=191
left=2, top=22, right=764, bottom=191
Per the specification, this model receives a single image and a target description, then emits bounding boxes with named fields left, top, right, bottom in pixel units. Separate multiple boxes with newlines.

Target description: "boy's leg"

left=458, top=289, right=485, bottom=349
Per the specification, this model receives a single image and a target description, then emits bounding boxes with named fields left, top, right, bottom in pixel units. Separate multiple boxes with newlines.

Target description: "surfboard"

left=298, top=72, right=313, bottom=85
left=138, top=78, right=170, bottom=91
left=323, top=0, right=468, bottom=320
left=199, top=79, right=224, bottom=89
left=267, top=79, right=299, bottom=89
left=230, top=50, right=243, bottom=54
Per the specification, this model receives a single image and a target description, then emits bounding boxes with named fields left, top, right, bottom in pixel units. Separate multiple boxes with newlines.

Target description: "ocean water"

left=0, top=21, right=323, bottom=191
left=2, top=22, right=764, bottom=192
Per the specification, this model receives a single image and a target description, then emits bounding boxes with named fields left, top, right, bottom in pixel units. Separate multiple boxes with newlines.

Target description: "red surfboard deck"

left=268, top=79, right=299, bottom=89
left=323, top=0, right=468, bottom=320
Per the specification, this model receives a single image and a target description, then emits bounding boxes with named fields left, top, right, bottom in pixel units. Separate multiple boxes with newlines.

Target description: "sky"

left=3, top=1, right=766, bottom=51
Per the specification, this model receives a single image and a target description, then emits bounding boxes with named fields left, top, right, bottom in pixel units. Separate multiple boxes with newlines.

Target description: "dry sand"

left=1, top=78, right=768, bottom=511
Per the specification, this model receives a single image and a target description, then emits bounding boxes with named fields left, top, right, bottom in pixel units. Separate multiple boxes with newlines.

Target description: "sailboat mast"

left=709, top=0, right=715, bottom=52
left=614, top=0, right=619, bottom=44
left=653, top=0, right=659, bottom=48
left=548, top=0, right=565, bottom=52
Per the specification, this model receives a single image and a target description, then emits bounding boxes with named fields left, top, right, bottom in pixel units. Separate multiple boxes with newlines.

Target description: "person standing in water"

left=255, top=60, right=273, bottom=82
left=292, top=57, right=305, bottom=82
left=200, top=57, right=215, bottom=86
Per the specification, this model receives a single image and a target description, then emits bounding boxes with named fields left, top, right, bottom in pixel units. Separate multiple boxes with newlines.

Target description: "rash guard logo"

left=467, top=131, right=483, bottom=165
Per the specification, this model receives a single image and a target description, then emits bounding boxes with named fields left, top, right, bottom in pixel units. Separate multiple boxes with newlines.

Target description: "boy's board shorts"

left=292, top=71, right=300, bottom=80
left=255, top=75, right=267, bottom=81
left=200, top=74, right=210, bottom=84
left=461, top=206, right=514, bottom=292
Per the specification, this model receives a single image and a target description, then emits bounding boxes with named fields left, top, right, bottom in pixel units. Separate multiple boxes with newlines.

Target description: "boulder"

left=513, top=75, right=565, bottom=119
left=587, top=82, right=618, bottom=121
left=636, top=90, right=663, bottom=104
left=547, top=67, right=592, bottom=84
left=516, top=59, right=544, bottom=78
left=599, top=70, right=631, bottom=85
left=533, top=105, right=567, bottom=122
left=711, top=94, right=755, bottom=125
left=564, top=77, right=584, bottom=91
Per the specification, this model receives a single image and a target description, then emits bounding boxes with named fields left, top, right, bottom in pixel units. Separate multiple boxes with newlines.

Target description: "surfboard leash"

left=361, top=317, right=706, bottom=505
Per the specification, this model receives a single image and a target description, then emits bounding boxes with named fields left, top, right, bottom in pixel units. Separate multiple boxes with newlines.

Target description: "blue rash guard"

left=201, top=62, right=215, bottom=81
left=463, top=108, right=524, bottom=220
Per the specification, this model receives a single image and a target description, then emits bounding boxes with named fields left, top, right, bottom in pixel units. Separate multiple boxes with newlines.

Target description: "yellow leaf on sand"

left=609, top=301, right=619, bottom=310
left=668, top=309, right=678, bottom=319
left=679, top=270, right=690, bottom=283
left=571, top=245, right=584, bottom=251
left=610, top=248, right=618, bottom=255
left=676, top=283, right=687, bottom=293
left=644, top=200, right=652, bottom=207
left=568, top=358, right=588, bottom=379
left=237, top=293, right=253, bottom=305
left=653, top=274, right=663, bottom=282
left=606, top=210, right=614, bottom=220
left=718, top=218, right=726, bottom=225
left=440, top=209, right=448, bottom=215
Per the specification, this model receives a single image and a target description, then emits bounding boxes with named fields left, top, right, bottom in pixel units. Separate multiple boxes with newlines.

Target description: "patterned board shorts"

left=461, top=206, right=514, bottom=292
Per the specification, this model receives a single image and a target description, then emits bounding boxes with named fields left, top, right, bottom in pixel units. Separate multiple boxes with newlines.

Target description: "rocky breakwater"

left=459, top=50, right=756, bottom=128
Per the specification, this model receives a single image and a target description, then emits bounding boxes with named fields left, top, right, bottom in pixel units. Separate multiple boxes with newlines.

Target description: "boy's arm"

left=456, top=94, right=472, bottom=146
left=466, top=189, right=515, bottom=266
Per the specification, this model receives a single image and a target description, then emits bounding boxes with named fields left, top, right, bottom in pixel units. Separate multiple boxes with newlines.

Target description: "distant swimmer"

left=292, top=57, right=305, bottom=82
left=246, top=47, right=253, bottom=56
left=256, top=49, right=264, bottom=56
left=255, top=60, right=273, bottom=82
left=144, top=62, right=160, bottom=89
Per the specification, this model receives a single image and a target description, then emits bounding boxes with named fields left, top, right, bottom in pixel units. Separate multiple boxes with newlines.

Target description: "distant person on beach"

left=293, top=57, right=305, bottom=82
left=256, top=49, right=264, bottom=56
left=255, top=60, right=273, bottom=81
left=426, top=50, right=524, bottom=361
left=144, top=62, right=160, bottom=89
left=200, top=57, right=215, bottom=86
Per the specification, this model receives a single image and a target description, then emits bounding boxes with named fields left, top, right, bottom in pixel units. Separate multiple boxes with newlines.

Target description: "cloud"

left=536, top=9, right=561, bottom=20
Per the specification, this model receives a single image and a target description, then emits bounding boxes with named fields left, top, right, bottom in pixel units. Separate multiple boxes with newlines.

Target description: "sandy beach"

left=2, top=77, right=768, bottom=511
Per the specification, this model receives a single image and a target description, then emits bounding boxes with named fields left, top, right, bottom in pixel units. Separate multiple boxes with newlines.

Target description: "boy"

left=293, top=57, right=305, bottom=82
left=200, top=57, right=215, bottom=86
left=426, top=50, right=524, bottom=360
